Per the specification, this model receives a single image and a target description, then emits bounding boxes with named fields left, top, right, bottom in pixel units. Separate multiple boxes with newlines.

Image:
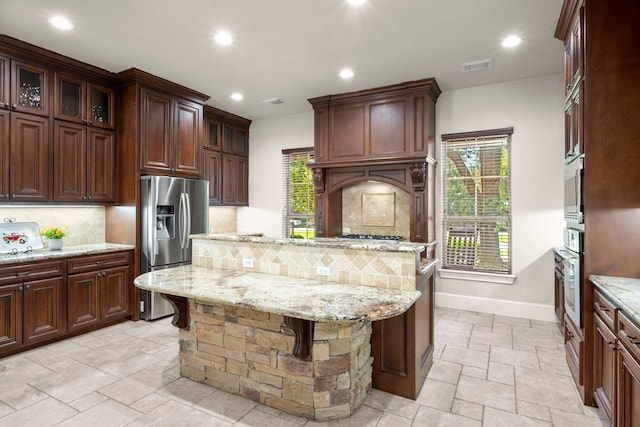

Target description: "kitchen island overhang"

left=134, top=265, right=421, bottom=420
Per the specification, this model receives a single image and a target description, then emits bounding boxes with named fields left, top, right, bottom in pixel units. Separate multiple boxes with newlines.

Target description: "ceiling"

left=0, top=0, right=564, bottom=121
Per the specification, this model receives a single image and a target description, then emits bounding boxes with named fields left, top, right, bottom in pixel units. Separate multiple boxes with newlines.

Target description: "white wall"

left=237, top=111, right=314, bottom=237
left=240, top=74, right=565, bottom=321
left=436, top=74, right=565, bottom=321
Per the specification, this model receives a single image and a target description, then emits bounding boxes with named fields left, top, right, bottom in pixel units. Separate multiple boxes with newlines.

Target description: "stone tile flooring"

left=0, top=307, right=608, bottom=426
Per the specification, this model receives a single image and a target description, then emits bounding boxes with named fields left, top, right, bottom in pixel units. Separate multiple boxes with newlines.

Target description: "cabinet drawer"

left=0, top=260, right=65, bottom=286
left=594, top=289, right=617, bottom=331
left=68, top=251, right=131, bottom=274
left=618, top=311, right=640, bottom=363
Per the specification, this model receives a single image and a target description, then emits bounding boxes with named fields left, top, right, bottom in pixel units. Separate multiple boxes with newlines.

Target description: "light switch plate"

left=243, top=258, right=254, bottom=268
left=317, top=266, right=330, bottom=276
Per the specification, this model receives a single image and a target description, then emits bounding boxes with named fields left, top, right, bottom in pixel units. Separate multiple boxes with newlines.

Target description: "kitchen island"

left=134, top=234, right=435, bottom=420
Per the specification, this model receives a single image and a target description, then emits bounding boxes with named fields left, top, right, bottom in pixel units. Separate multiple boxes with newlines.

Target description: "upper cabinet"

left=308, top=78, right=440, bottom=165
left=10, top=60, right=50, bottom=117
left=201, top=105, right=251, bottom=206
left=54, top=72, right=114, bottom=129
left=0, top=36, right=118, bottom=205
left=138, top=86, right=203, bottom=177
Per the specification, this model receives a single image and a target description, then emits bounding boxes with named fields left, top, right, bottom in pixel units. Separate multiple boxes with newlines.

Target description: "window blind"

left=441, top=129, right=512, bottom=274
left=282, top=148, right=315, bottom=239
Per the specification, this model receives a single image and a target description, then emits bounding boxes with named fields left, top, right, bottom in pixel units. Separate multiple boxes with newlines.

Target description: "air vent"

left=263, top=97, right=286, bottom=105
left=461, top=59, right=493, bottom=73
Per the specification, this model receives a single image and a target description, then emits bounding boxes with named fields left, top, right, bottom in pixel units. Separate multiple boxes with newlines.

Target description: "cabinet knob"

left=87, top=196, right=92, bottom=201
left=82, top=196, right=87, bottom=201
left=11, top=103, right=17, bottom=110
left=628, top=336, right=640, bottom=346
left=24, top=284, right=30, bottom=290
left=11, top=194, right=16, bottom=199
left=101, top=271, right=106, bottom=277
left=598, top=304, right=609, bottom=312
left=566, top=83, right=573, bottom=91
left=18, top=285, right=23, bottom=292
left=608, top=341, right=617, bottom=350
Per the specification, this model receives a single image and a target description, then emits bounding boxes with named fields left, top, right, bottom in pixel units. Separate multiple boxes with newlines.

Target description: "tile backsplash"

left=342, top=181, right=410, bottom=239
left=208, top=206, right=237, bottom=233
left=0, top=206, right=105, bottom=246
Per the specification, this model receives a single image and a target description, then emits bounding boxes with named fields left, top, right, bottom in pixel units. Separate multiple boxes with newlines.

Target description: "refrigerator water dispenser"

left=155, top=205, right=174, bottom=240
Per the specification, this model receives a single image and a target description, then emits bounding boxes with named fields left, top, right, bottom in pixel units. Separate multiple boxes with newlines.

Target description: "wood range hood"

left=307, top=78, right=441, bottom=257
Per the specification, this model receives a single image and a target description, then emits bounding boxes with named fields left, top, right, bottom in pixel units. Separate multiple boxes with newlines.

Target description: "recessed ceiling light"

left=231, top=92, right=243, bottom=101
left=502, top=35, right=522, bottom=48
left=48, top=15, right=73, bottom=30
left=339, top=68, right=354, bottom=79
left=347, top=0, right=367, bottom=5
left=214, top=31, right=233, bottom=45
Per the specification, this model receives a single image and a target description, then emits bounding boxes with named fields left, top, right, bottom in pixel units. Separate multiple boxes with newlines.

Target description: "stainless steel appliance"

left=564, top=155, right=584, bottom=225
left=561, top=228, right=583, bottom=327
left=140, top=176, right=209, bottom=320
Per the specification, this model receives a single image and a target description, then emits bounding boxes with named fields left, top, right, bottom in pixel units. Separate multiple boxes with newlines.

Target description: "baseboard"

left=435, top=292, right=557, bottom=322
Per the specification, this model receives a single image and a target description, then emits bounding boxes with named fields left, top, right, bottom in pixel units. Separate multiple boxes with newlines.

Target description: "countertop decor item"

left=41, top=226, right=69, bottom=251
left=0, top=221, right=44, bottom=254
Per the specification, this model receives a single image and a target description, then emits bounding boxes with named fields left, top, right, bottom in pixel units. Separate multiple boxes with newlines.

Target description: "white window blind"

left=282, top=148, right=315, bottom=239
left=441, top=128, right=512, bottom=274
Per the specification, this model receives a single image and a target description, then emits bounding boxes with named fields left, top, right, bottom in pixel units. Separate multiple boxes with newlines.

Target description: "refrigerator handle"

left=184, top=192, right=192, bottom=249
left=147, top=185, right=157, bottom=266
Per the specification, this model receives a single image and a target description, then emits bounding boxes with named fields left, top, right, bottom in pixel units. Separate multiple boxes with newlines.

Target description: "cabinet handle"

left=628, top=336, right=640, bottom=346
left=16, top=272, right=30, bottom=277
left=96, top=260, right=105, bottom=265
left=598, top=304, right=609, bottom=312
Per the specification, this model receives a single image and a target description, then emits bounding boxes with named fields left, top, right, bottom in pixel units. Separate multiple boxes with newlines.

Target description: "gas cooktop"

left=340, top=234, right=405, bottom=241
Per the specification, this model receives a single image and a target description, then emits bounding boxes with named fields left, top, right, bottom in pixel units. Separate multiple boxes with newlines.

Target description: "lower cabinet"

left=591, top=284, right=640, bottom=427
left=617, top=312, right=640, bottom=427
left=0, top=250, right=132, bottom=358
left=0, top=260, right=66, bottom=356
left=67, top=252, right=131, bottom=333
left=371, top=268, right=434, bottom=399
left=593, top=290, right=618, bottom=425
left=565, top=313, right=584, bottom=386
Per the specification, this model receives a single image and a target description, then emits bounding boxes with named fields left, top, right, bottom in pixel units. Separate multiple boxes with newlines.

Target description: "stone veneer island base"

left=181, top=301, right=372, bottom=420
left=135, top=234, right=436, bottom=420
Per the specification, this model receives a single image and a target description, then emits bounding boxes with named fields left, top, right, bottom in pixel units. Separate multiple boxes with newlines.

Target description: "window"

left=282, top=148, right=315, bottom=239
left=441, top=128, right=513, bottom=274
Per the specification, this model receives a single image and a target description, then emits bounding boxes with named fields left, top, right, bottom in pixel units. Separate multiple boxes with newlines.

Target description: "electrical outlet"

left=343, top=227, right=351, bottom=234
left=243, top=258, right=254, bottom=268
left=317, top=266, right=330, bottom=276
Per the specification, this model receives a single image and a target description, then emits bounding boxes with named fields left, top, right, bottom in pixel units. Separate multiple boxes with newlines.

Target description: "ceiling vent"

left=461, top=59, right=493, bottom=73
left=262, top=97, right=286, bottom=105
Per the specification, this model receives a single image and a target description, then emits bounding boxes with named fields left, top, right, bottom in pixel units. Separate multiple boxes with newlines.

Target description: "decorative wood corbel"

left=284, top=316, right=313, bottom=360
left=160, top=294, right=189, bottom=329
left=410, top=162, right=426, bottom=192
left=312, top=168, right=326, bottom=194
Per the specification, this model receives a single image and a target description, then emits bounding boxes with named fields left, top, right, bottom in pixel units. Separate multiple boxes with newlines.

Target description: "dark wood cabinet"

left=222, top=154, right=248, bottom=205
left=565, top=313, right=584, bottom=386
left=9, top=112, right=49, bottom=202
left=203, top=105, right=251, bottom=206
left=617, top=312, right=640, bottom=427
left=0, top=54, right=9, bottom=109
left=10, top=59, right=49, bottom=117
left=0, top=260, right=65, bottom=357
left=556, top=0, right=640, bottom=406
left=140, top=87, right=202, bottom=177
left=53, top=121, right=115, bottom=202
left=593, top=289, right=618, bottom=425
left=54, top=72, right=114, bottom=129
left=372, top=267, right=434, bottom=399
left=202, top=149, right=221, bottom=205
left=67, top=251, right=131, bottom=334
left=0, top=110, right=8, bottom=200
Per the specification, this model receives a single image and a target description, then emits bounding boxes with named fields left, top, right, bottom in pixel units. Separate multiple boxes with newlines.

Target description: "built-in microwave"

left=564, top=155, right=584, bottom=224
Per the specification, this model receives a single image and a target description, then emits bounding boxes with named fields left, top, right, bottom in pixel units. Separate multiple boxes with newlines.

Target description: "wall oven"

left=564, top=155, right=584, bottom=224
left=562, top=228, right=583, bottom=327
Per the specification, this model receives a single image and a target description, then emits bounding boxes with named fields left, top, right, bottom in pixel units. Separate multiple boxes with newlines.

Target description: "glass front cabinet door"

left=55, top=73, right=114, bottom=128
left=11, top=60, right=49, bottom=116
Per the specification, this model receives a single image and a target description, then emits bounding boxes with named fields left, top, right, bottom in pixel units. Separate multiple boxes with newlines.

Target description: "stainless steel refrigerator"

left=140, top=175, right=209, bottom=320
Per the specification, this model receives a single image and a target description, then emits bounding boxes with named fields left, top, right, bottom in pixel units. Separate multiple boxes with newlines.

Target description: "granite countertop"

left=0, top=243, right=135, bottom=266
left=192, top=233, right=426, bottom=254
left=134, top=265, right=421, bottom=323
left=589, top=275, right=640, bottom=327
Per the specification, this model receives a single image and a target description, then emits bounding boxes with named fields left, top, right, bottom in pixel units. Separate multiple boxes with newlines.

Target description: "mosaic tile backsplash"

left=0, top=206, right=105, bottom=247
left=192, top=237, right=418, bottom=291
left=342, top=181, right=410, bottom=239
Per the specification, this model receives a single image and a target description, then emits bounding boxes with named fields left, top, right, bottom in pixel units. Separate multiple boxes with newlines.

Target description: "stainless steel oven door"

left=563, top=253, right=581, bottom=327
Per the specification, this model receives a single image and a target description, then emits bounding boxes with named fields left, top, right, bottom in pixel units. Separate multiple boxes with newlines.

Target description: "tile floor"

left=0, top=307, right=608, bottom=426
